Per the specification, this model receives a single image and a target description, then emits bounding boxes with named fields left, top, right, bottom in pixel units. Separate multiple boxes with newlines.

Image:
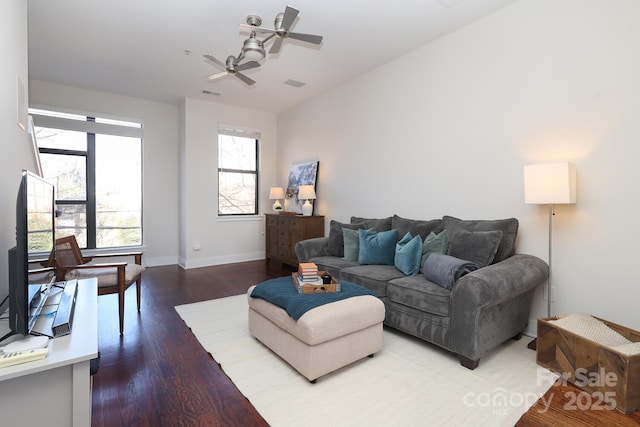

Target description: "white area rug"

left=176, top=295, right=554, bottom=427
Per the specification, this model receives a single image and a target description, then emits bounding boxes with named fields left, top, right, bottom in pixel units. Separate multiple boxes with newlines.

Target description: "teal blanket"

left=250, top=276, right=378, bottom=320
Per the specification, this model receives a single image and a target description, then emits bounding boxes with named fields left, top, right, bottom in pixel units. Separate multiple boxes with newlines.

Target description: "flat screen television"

left=4, top=170, right=56, bottom=339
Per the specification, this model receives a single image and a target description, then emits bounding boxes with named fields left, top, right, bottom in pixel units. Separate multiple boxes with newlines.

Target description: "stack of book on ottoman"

left=293, top=262, right=340, bottom=294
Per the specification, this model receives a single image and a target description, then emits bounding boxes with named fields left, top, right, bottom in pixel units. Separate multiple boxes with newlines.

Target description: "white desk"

left=0, top=278, right=98, bottom=426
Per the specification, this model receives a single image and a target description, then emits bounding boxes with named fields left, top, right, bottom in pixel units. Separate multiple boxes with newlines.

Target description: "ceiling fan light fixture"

left=242, top=36, right=265, bottom=61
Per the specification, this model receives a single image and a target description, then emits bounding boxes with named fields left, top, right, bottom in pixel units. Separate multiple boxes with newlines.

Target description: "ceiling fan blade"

left=236, top=61, right=260, bottom=71
left=269, top=37, right=284, bottom=54
left=203, top=54, right=225, bottom=69
left=206, top=71, right=229, bottom=81
left=235, top=72, right=256, bottom=86
left=287, top=32, right=323, bottom=45
left=239, top=23, right=276, bottom=34
left=281, top=5, right=299, bottom=30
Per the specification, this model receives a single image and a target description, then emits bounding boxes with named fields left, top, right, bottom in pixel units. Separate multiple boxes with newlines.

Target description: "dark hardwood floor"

left=91, top=260, right=293, bottom=426
left=91, top=260, right=640, bottom=426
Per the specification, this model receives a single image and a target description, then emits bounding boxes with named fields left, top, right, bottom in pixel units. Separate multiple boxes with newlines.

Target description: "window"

left=217, top=126, right=260, bottom=215
left=30, top=108, right=143, bottom=249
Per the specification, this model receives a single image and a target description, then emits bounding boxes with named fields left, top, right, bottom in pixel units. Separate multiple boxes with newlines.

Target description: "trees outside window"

left=217, top=127, right=259, bottom=216
left=31, top=109, right=143, bottom=249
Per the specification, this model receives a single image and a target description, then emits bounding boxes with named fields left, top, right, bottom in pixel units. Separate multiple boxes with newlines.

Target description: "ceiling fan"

left=203, top=6, right=322, bottom=87
left=203, top=54, right=260, bottom=86
left=240, top=5, right=324, bottom=54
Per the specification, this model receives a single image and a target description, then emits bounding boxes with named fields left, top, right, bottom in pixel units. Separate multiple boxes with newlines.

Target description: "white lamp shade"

left=269, top=187, right=285, bottom=200
left=297, top=185, right=316, bottom=200
left=524, top=162, right=577, bottom=204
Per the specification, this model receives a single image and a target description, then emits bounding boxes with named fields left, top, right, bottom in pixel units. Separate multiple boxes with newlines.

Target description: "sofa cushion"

left=358, top=229, right=397, bottom=265
left=340, top=264, right=405, bottom=298
left=447, top=227, right=502, bottom=267
left=309, top=256, right=358, bottom=278
left=392, top=215, right=443, bottom=241
left=394, top=232, right=422, bottom=276
left=327, top=220, right=364, bottom=257
left=387, top=275, right=451, bottom=317
left=351, top=216, right=393, bottom=231
left=342, top=227, right=360, bottom=262
left=443, top=216, right=518, bottom=263
left=383, top=301, right=450, bottom=348
left=421, top=230, right=449, bottom=271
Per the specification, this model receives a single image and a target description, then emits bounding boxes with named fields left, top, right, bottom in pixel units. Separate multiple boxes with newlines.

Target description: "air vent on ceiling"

left=201, top=89, right=221, bottom=96
left=437, top=0, right=464, bottom=8
left=284, top=79, right=306, bottom=88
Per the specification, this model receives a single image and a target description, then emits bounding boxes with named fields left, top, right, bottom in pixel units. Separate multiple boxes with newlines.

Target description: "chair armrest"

left=68, top=262, right=128, bottom=269
left=89, top=252, right=143, bottom=265
left=295, top=237, right=329, bottom=262
left=28, top=266, right=55, bottom=274
left=57, top=262, right=127, bottom=283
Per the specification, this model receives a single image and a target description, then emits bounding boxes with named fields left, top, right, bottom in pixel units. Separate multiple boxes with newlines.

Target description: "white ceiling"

left=27, top=0, right=518, bottom=114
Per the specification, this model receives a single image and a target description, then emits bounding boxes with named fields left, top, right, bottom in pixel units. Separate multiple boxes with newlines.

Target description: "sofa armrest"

left=452, top=254, right=548, bottom=308
left=295, top=237, right=330, bottom=262
left=450, top=254, right=549, bottom=359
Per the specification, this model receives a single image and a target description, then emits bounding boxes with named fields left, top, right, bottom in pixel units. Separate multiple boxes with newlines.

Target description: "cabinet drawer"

left=289, top=217, right=302, bottom=230
left=266, top=215, right=279, bottom=227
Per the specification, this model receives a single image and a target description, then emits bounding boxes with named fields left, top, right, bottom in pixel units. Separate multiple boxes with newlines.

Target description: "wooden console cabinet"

left=265, top=214, right=324, bottom=267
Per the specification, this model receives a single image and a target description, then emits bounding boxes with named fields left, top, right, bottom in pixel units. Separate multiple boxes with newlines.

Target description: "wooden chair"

left=53, top=235, right=144, bottom=335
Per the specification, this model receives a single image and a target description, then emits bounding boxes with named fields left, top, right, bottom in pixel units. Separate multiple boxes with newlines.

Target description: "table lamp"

left=297, top=185, right=316, bottom=216
left=269, top=187, right=285, bottom=212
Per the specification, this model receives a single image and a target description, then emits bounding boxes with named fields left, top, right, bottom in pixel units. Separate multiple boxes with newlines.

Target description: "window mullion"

left=86, top=131, right=97, bottom=249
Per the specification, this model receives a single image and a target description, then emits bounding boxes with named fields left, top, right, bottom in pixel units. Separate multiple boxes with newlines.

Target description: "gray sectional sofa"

left=294, top=214, right=549, bottom=369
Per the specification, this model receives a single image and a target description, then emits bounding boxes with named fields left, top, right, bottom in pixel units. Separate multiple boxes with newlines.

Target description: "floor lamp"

left=524, top=162, right=576, bottom=349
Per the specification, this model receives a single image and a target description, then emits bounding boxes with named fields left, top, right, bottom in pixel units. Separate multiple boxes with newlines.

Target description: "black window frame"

left=32, top=110, right=143, bottom=250
left=217, top=131, right=260, bottom=216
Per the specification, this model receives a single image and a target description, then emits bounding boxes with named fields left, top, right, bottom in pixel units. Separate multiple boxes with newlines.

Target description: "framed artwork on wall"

left=286, top=161, right=319, bottom=214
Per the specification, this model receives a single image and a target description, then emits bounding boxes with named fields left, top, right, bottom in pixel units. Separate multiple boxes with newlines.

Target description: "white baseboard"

left=144, top=256, right=179, bottom=267
left=524, top=317, right=538, bottom=338
left=179, top=251, right=266, bottom=269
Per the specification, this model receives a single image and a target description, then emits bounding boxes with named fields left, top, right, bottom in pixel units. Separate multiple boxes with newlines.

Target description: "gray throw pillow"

left=350, top=216, right=393, bottom=231
left=328, top=220, right=363, bottom=257
left=447, top=227, right=503, bottom=268
left=392, top=215, right=443, bottom=241
left=443, top=216, right=518, bottom=263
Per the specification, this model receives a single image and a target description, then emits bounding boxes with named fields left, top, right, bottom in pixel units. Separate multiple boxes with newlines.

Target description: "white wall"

left=179, top=98, right=277, bottom=268
left=0, top=1, right=35, bottom=303
left=277, top=0, right=640, bottom=334
left=29, top=80, right=180, bottom=267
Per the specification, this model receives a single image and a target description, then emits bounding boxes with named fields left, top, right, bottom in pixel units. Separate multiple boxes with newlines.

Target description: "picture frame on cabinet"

left=285, top=161, right=319, bottom=214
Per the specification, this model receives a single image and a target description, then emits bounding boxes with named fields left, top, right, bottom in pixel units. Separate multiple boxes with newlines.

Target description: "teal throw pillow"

left=421, top=230, right=449, bottom=272
left=394, top=232, right=423, bottom=276
left=358, top=229, right=397, bottom=265
left=342, top=227, right=360, bottom=262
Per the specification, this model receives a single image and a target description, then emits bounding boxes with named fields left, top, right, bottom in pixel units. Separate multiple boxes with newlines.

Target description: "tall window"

left=217, top=125, right=260, bottom=215
left=30, top=109, right=143, bottom=249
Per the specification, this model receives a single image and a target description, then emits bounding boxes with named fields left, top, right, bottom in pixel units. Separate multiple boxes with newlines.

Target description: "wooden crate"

left=292, top=271, right=341, bottom=294
left=537, top=316, right=640, bottom=413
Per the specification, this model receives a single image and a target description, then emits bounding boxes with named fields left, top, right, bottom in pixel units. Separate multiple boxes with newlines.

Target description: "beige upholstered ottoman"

left=247, top=284, right=385, bottom=382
